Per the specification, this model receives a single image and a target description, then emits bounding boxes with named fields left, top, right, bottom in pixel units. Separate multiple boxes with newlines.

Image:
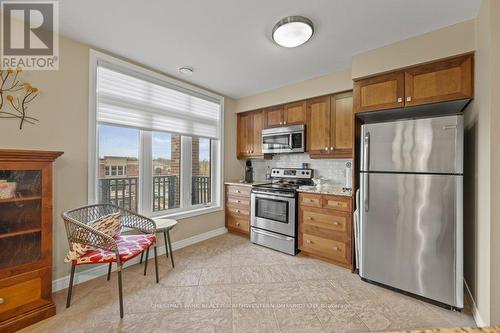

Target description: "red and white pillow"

left=64, top=212, right=122, bottom=262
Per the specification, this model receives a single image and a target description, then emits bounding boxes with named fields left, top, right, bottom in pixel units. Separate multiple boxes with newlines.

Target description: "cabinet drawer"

left=226, top=185, right=251, bottom=197
left=0, top=267, right=52, bottom=323
left=323, top=195, right=351, bottom=212
left=299, top=193, right=322, bottom=208
left=226, top=196, right=250, bottom=207
left=302, top=210, right=347, bottom=233
left=302, top=234, right=349, bottom=264
left=0, top=278, right=41, bottom=315
left=226, top=205, right=250, bottom=217
left=227, top=215, right=249, bottom=233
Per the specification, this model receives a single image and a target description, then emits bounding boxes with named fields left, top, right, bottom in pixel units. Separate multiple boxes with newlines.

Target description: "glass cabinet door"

left=0, top=169, right=42, bottom=269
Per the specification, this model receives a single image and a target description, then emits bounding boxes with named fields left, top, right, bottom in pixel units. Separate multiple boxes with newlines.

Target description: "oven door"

left=251, top=191, right=296, bottom=237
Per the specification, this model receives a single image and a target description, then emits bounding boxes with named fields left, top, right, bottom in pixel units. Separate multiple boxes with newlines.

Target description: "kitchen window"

left=89, top=50, right=224, bottom=219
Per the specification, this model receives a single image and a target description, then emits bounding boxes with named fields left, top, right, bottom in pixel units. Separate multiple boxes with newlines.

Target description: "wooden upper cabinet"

left=306, top=96, right=331, bottom=155
left=265, top=106, right=284, bottom=128
left=354, top=54, right=474, bottom=113
left=237, top=113, right=251, bottom=158
left=284, top=101, right=306, bottom=126
left=353, top=72, right=404, bottom=113
left=251, top=110, right=265, bottom=156
left=404, top=54, right=473, bottom=107
left=331, top=92, right=353, bottom=155
left=237, top=111, right=266, bottom=159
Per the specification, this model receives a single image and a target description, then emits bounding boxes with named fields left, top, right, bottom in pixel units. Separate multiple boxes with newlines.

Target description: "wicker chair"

left=62, top=204, right=158, bottom=318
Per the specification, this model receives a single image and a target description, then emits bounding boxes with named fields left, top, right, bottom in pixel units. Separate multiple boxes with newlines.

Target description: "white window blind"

left=96, top=62, right=221, bottom=139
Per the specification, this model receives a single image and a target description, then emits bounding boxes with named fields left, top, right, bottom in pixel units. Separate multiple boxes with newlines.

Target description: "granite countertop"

left=297, top=185, right=353, bottom=197
left=224, top=181, right=268, bottom=187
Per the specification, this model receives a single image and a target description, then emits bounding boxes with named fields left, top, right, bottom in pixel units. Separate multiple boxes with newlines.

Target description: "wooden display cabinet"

left=0, top=149, right=63, bottom=333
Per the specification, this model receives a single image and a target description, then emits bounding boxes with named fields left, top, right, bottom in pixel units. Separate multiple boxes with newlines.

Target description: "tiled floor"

left=24, top=233, right=475, bottom=332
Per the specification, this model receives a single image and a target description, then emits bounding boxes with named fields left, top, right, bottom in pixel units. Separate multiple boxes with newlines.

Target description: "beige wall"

left=464, top=0, right=491, bottom=325
left=351, top=20, right=476, bottom=79
left=464, top=0, right=500, bottom=325
left=234, top=68, right=352, bottom=113
left=0, top=35, right=240, bottom=280
left=489, top=0, right=500, bottom=325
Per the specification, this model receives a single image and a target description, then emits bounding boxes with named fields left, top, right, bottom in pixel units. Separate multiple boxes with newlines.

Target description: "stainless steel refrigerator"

left=359, top=114, right=463, bottom=308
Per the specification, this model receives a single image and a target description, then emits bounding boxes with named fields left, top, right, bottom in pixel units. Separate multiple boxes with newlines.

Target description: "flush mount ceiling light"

left=179, top=66, right=194, bottom=76
left=272, top=16, right=314, bottom=48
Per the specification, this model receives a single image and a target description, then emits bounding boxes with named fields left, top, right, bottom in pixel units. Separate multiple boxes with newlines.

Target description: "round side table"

left=140, top=218, right=177, bottom=268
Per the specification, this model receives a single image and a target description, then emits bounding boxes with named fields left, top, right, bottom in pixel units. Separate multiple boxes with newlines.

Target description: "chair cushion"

left=73, top=234, right=156, bottom=265
left=64, top=212, right=122, bottom=262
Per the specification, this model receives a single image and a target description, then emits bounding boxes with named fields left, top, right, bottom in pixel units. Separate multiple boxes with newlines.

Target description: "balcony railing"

left=98, top=175, right=211, bottom=212
left=152, top=175, right=178, bottom=212
left=99, top=177, right=138, bottom=211
left=192, top=176, right=211, bottom=205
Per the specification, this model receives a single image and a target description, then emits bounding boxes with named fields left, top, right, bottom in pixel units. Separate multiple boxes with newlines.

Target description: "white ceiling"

left=59, top=0, right=480, bottom=98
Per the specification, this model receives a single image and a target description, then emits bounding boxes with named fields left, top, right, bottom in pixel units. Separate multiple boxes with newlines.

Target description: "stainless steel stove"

left=250, top=168, right=313, bottom=255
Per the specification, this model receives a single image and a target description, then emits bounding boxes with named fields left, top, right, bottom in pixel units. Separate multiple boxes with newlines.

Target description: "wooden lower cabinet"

left=298, top=192, right=353, bottom=269
left=225, top=184, right=251, bottom=236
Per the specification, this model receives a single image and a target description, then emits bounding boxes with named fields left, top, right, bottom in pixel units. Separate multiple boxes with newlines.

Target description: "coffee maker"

left=244, top=160, right=253, bottom=183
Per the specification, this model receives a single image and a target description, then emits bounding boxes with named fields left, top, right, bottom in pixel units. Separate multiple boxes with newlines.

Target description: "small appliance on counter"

left=244, top=160, right=253, bottom=183
left=250, top=168, right=313, bottom=255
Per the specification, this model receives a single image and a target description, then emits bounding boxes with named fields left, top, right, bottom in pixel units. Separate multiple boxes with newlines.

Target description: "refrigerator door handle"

left=363, top=173, right=369, bottom=212
left=363, top=132, right=370, bottom=171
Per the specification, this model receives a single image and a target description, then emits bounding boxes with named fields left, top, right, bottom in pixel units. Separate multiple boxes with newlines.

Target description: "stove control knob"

left=301, top=171, right=305, bottom=175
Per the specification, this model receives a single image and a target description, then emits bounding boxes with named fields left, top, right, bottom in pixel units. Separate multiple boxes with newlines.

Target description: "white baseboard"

left=52, top=227, right=228, bottom=292
left=464, top=279, right=487, bottom=327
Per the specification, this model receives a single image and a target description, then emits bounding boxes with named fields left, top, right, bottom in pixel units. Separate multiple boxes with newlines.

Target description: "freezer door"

left=360, top=115, right=463, bottom=174
left=359, top=173, right=463, bottom=308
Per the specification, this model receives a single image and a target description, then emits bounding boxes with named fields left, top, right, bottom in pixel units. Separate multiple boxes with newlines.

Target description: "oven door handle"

left=251, top=191, right=296, bottom=199
left=252, top=228, right=294, bottom=241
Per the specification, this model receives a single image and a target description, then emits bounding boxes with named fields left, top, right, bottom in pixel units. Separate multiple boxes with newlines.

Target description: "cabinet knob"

left=306, top=239, right=313, bottom=244
left=236, top=222, right=240, bottom=226
left=397, top=97, right=403, bottom=103
left=236, top=200, right=241, bottom=203
left=0, top=298, right=4, bottom=304
left=325, top=147, right=328, bottom=151
left=307, top=216, right=313, bottom=220
left=333, top=221, right=339, bottom=225
left=236, top=190, right=240, bottom=193
left=406, top=96, right=412, bottom=102
left=236, top=209, right=240, bottom=213
left=330, top=147, right=333, bottom=151
left=332, top=246, right=339, bottom=251
left=284, top=121, right=287, bottom=125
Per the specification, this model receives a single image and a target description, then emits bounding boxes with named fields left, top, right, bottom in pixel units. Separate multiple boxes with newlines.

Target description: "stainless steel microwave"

left=262, top=125, right=305, bottom=154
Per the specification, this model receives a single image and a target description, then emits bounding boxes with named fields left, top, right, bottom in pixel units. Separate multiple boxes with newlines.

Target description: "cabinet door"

left=404, top=54, right=473, bottom=106
left=306, top=96, right=331, bottom=154
left=265, top=106, right=284, bottom=128
left=0, top=166, right=46, bottom=274
left=353, top=72, right=404, bottom=113
left=237, top=113, right=251, bottom=158
left=250, top=110, right=265, bottom=156
left=331, top=92, right=353, bottom=156
left=284, top=101, right=306, bottom=126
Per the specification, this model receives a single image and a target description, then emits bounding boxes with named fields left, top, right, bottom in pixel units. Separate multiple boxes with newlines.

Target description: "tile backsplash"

left=250, top=153, right=352, bottom=185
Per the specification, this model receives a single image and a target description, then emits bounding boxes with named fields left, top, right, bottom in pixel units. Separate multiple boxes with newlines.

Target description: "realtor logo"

left=1, top=1, right=59, bottom=70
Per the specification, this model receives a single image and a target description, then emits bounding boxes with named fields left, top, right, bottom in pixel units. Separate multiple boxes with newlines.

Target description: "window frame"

left=88, top=50, right=224, bottom=220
